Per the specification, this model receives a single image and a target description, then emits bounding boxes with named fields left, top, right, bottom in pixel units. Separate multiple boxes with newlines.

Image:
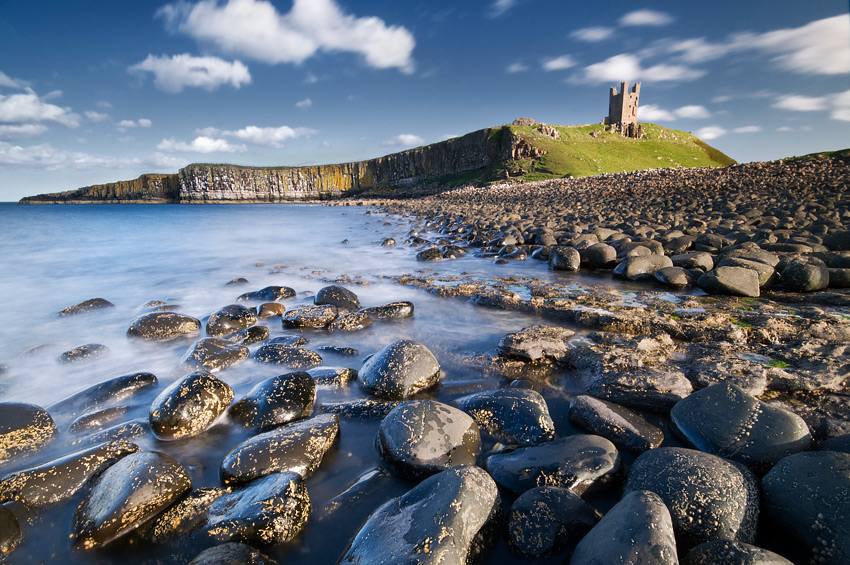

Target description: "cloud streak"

left=0, top=91, right=80, bottom=127
left=157, top=136, right=247, bottom=153
left=129, top=54, right=251, bottom=93
left=382, top=133, right=424, bottom=147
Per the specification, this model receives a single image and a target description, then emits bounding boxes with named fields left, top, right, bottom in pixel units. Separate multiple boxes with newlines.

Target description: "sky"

left=0, top=0, right=848, bottom=200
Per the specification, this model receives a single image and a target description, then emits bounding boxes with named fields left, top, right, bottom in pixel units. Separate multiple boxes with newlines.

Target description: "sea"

left=0, top=202, right=656, bottom=563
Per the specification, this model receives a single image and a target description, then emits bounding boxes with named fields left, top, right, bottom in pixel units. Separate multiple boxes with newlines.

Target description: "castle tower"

left=603, top=81, right=641, bottom=137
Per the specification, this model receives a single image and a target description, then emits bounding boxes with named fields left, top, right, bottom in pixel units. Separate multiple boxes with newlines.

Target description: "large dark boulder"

left=698, top=266, right=760, bottom=297
left=0, top=403, right=57, bottom=465
left=59, top=343, right=108, bottom=364
left=220, top=414, right=339, bottom=484
left=188, top=543, right=278, bottom=565
left=683, top=540, right=794, bottom=564
left=237, top=286, right=295, bottom=303
left=72, top=451, right=191, bottom=549
left=781, top=256, right=829, bottom=292
left=206, top=304, right=257, bottom=336
left=376, top=400, right=480, bottom=478
left=0, top=503, right=21, bottom=555
left=613, top=255, right=673, bottom=280
left=127, top=312, right=201, bottom=340
left=497, top=324, right=574, bottom=363
left=149, top=371, right=233, bottom=440
left=57, top=298, right=114, bottom=317
left=282, top=304, right=338, bottom=328
left=180, top=338, right=249, bottom=372
left=253, top=344, right=323, bottom=369
left=339, top=466, right=501, bottom=564
left=580, top=243, right=617, bottom=269
left=569, top=394, right=664, bottom=453
left=229, top=372, right=316, bottom=431
left=360, top=301, right=414, bottom=319
left=548, top=246, right=580, bottom=271
left=48, top=372, right=158, bottom=421
left=315, top=285, right=361, bottom=311
left=358, top=340, right=441, bottom=399
left=452, top=388, right=555, bottom=447
left=587, top=367, right=693, bottom=412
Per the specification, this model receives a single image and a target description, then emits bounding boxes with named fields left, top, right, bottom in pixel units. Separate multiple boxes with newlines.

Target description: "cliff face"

left=20, top=174, right=181, bottom=203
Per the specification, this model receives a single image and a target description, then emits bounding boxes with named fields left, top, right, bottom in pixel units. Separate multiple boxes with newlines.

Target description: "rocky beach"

left=2, top=153, right=850, bottom=564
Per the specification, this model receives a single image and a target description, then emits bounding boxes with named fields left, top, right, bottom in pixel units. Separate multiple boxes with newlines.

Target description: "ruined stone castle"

left=604, top=81, right=643, bottom=138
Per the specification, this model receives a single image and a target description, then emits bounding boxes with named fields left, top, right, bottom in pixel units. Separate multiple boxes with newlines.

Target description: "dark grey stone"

left=328, top=311, right=374, bottom=332
left=580, top=243, right=617, bottom=269
left=49, top=375, right=157, bottom=422
left=654, top=266, right=698, bottom=287
left=360, top=301, right=414, bottom=319
left=587, top=367, right=693, bottom=412
left=57, top=298, right=114, bottom=317
left=236, top=286, right=295, bottom=302
left=315, top=285, right=361, bottom=311
left=253, top=345, right=323, bottom=369
left=358, top=340, right=441, bottom=399
left=416, top=247, right=443, bottom=261
left=819, top=433, right=850, bottom=453
left=569, top=395, right=664, bottom=453
left=453, top=388, right=556, bottom=447
left=498, top=324, right=575, bottom=363
left=828, top=268, right=850, bottom=288
left=698, top=266, right=760, bottom=297
left=127, top=312, right=201, bottom=340
left=717, top=257, right=777, bottom=287
left=59, top=343, right=108, bottom=364
left=0, top=403, right=57, bottom=465
left=672, top=252, right=715, bottom=271
left=613, top=255, right=673, bottom=280
left=180, top=338, right=249, bottom=372
left=781, top=256, right=829, bottom=292
left=307, top=366, right=358, bottom=387
left=683, top=540, right=794, bottom=564
left=149, top=371, right=234, bottom=441
left=0, top=503, right=21, bottom=555
left=229, top=372, right=316, bottom=431
left=206, top=304, right=257, bottom=337
left=188, top=542, right=278, bottom=565
left=282, top=304, right=338, bottom=328
left=231, top=325, right=269, bottom=345
left=548, top=246, right=580, bottom=271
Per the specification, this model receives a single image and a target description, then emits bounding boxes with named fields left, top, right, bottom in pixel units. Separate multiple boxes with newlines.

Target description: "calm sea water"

left=0, top=202, right=642, bottom=563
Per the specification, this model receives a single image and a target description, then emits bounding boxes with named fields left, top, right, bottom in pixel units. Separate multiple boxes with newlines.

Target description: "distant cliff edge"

left=19, top=122, right=735, bottom=204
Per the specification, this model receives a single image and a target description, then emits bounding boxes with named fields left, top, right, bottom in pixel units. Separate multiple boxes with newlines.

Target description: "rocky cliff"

left=20, top=174, right=181, bottom=203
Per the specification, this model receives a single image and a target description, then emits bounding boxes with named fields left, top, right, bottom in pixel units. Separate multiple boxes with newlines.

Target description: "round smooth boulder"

left=315, top=285, right=361, bottom=312
left=72, top=451, right=192, bottom=549
left=698, top=266, right=760, bottom=298
left=376, top=400, right=481, bottom=478
left=206, top=304, right=257, bottom=337
left=127, top=312, right=201, bottom=340
left=0, top=403, right=57, bottom=465
left=613, top=255, right=674, bottom=280
left=229, top=372, right=316, bottom=431
left=188, top=543, right=278, bottom=565
left=781, top=256, right=829, bottom=292
left=453, top=388, right=556, bottom=447
left=360, top=301, right=414, bottom=319
left=149, top=371, right=234, bottom=440
left=57, top=298, right=114, bottom=317
left=59, top=343, right=108, bottom=364
left=580, top=243, right=617, bottom=269
left=548, top=246, right=580, bottom=271
left=253, top=345, right=323, bottom=369
left=358, top=340, right=441, bottom=399
left=683, top=540, right=794, bottom=565
left=569, top=394, right=664, bottom=453
left=282, top=304, right=338, bottom=328
left=180, top=338, right=249, bottom=372
left=328, top=311, right=374, bottom=332
left=236, top=285, right=296, bottom=303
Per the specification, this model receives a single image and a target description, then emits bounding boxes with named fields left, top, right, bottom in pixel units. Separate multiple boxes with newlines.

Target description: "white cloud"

left=748, top=15, right=849, bottom=76
left=619, top=9, right=673, bottom=27
left=0, top=71, right=26, bottom=89
left=138, top=118, right=152, bottom=128
left=571, top=27, right=614, bottom=42
left=157, top=136, right=247, bottom=153
left=695, top=126, right=727, bottom=140
left=578, top=53, right=705, bottom=83
left=506, top=62, right=529, bottom=73
left=733, top=126, right=761, bottom=133
left=489, top=0, right=516, bottom=18
left=667, top=37, right=732, bottom=64
left=675, top=105, right=711, bottom=119
left=305, top=73, right=318, bottom=84
left=296, top=97, right=312, bottom=109
left=638, top=104, right=710, bottom=121
left=382, top=133, right=424, bottom=147
left=84, top=111, right=109, bottom=122
left=0, top=124, right=48, bottom=139
left=773, top=94, right=828, bottom=112
left=226, top=125, right=315, bottom=148
left=96, top=100, right=113, bottom=109
left=117, top=119, right=136, bottom=128
left=129, top=53, right=251, bottom=93
left=159, top=0, right=416, bottom=73
left=831, top=90, right=850, bottom=122
left=542, top=55, right=576, bottom=72
left=0, top=141, right=190, bottom=171
left=0, top=91, right=80, bottom=127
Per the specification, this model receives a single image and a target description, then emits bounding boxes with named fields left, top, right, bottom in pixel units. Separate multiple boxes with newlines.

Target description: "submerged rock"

left=376, top=400, right=481, bottom=478
left=358, top=340, right=441, bottom=399
left=570, top=490, right=678, bottom=565
left=307, top=366, right=358, bottom=387
left=339, top=465, right=501, bottom=564
left=315, top=285, right=361, bottom=311
left=206, top=304, right=257, bottom=337
left=485, top=434, right=620, bottom=495
left=57, top=298, right=114, bottom=317
left=452, top=388, right=556, bottom=447
left=0, top=441, right=139, bottom=509
left=72, top=451, right=192, bottom=549
left=360, top=301, right=414, bottom=319
left=231, top=325, right=269, bottom=345
left=229, top=372, right=316, bottom=431
left=0, top=403, right=57, bottom=465
left=220, top=414, right=339, bottom=484
left=127, top=312, right=201, bottom=340
left=149, top=371, right=234, bottom=440
left=59, top=343, right=108, bottom=364
left=180, top=338, right=249, bottom=372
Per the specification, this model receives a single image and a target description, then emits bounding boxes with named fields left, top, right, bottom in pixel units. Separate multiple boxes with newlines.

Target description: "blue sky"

left=0, top=0, right=848, bottom=200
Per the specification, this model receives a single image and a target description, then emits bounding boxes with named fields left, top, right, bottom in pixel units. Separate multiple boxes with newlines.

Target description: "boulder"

left=828, top=268, right=850, bottom=288
left=236, top=286, right=295, bottom=302
left=189, top=543, right=278, bottom=565
left=257, top=302, right=286, bottom=318
left=0, top=503, right=21, bottom=555
left=360, top=301, right=414, bottom=319
left=339, top=466, right=500, bottom=564
left=571, top=490, right=678, bottom=565
left=315, top=285, right=361, bottom=311
left=206, top=304, right=257, bottom=337
left=548, top=246, right=580, bottom=271
left=697, top=266, right=760, bottom=297
left=253, top=345, right=323, bottom=369
left=781, top=256, right=829, bottom=292
left=580, top=243, right=617, bottom=269
left=282, top=304, right=338, bottom=328
left=683, top=540, right=794, bottom=564
left=376, top=400, right=480, bottom=478
left=823, top=230, right=850, bottom=251
left=0, top=403, right=57, bottom=465
left=452, top=388, right=556, bottom=447
left=231, top=325, right=269, bottom=345
left=613, top=254, right=674, bottom=280
left=672, top=252, right=715, bottom=271
left=57, top=298, right=114, bottom=317
left=127, top=312, right=201, bottom=340
left=569, top=395, right=664, bottom=452
left=498, top=324, right=575, bottom=363
left=654, top=266, right=698, bottom=287
left=416, top=247, right=443, bottom=261
left=328, top=312, right=374, bottom=332
left=307, top=366, right=358, bottom=387
left=180, top=338, right=249, bottom=372
left=358, top=340, right=441, bottom=399
left=717, top=257, right=777, bottom=287
left=72, top=451, right=191, bottom=549
left=59, top=343, right=108, bottom=364
left=48, top=372, right=157, bottom=420
left=587, top=367, right=693, bottom=412
left=485, top=434, right=620, bottom=495
left=149, top=371, right=233, bottom=440
left=229, top=372, right=316, bottom=431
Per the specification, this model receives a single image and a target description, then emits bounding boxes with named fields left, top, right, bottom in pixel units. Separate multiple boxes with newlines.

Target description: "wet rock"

left=229, top=372, right=316, bottom=431
left=48, top=372, right=157, bottom=420
left=376, top=400, right=480, bottom=478
left=548, top=246, right=580, bottom=271
left=59, top=343, right=108, bottom=364
left=819, top=433, right=850, bottom=453
left=257, top=303, right=286, bottom=318
left=671, top=383, right=812, bottom=468
left=485, top=434, right=620, bottom=495
left=672, top=252, right=715, bottom=271
left=253, top=345, right=323, bottom=369
left=761, top=451, right=850, bottom=565
left=717, top=257, right=777, bottom=287
left=339, top=465, right=500, bottom=564
left=416, top=247, right=443, bottom=261
left=498, top=324, right=575, bottom=363
left=317, top=345, right=359, bottom=356
left=180, top=338, right=249, bottom=372
left=57, top=298, right=114, bottom=317
left=188, top=542, right=278, bottom=565
left=452, top=388, right=555, bottom=447
left=580, top=243, right=617, bottom=269
left=613, top=255, right=673, bottom=280
left=655, top=266, right=698, bottom=287
left=828, top=267, right=850, bottom=288
left=231, top=325, right=269, bottom=345
left=225, top=278, right=249, bottom=286
left=682, top=540, right=794, bottom=564
left=0, top=403, right=57, bottom=465
left=72, top=451, right=192, bottom=549
left=282, top=304, right=338, bottom=328
left=587, top=367, right=693, bottom=412
left=569, top=395, right=664, bottom=453
left=358, top=340, right=441, bottom=399
left=571, top=489, right=677, bottom=565
left=0, top=503, right=21, bottom=555
left=723, top=246, right=780, bottom=268
left=624, top=447, right=759, bottom=551
left=268, top=335, right=308, bottom=347
left=782, top=256, right=829, bottom=292
left=506, top=486, right=601, bottom=559
left=149, top=371, right=234, bottom=440
left=127, top=312, right=201, bottom=340
left=682, top=346, right=768, bottom=395
left=381, top=238, right=397, bottom=247
left=237, top=286, right=296, bottom=303
left=207, top=304, right=257, bottom=337
left=307, top=366, right=358, bottom=387
left=0, top=441, right=139, bottom=508
left=75, top=418, right=149, bottom=447
left=317, top=399, right=401, bottom=420
left=360, top=301, right=414, bottom=319
left=220, top=413, right=339, bottom=484
left=69, top=406, right=131, bottom=433
left=200, top=472, right=310, bottom=546
left=823, top=230, right=850, bottom=251
left=148, top=487, right=227, bottom=544
left=328, top=311, right=374, bottom=332
left=315, top=285, right=361, bottom=311
left=698, top=266, right=761, bottom=297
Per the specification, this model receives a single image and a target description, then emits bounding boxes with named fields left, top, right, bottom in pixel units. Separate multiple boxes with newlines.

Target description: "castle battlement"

left=603, top=81, right=643, bottom=138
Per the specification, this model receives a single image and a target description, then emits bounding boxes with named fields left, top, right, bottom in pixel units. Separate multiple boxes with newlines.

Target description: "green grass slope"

left=493, top=122, right=735, bottom=183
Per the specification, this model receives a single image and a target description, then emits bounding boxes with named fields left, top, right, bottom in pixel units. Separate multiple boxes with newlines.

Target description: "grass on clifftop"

left=494, top=123, right=736, bottom=183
